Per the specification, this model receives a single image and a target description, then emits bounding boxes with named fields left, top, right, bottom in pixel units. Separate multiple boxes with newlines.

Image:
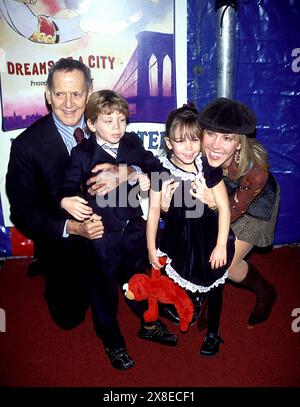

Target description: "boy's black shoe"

left=200, top=332, right=224, bottom=356
left=105, top=347, right=135, bottom=371
left=137, top=320, right=178, bottom=346
left=159, top=304, right=180, bottom=325
left=160, top=295, right=204, bottom=326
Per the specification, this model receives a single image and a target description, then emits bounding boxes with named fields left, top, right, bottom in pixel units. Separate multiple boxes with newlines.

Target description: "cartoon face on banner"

left=0, top=0, right=175, bottom=132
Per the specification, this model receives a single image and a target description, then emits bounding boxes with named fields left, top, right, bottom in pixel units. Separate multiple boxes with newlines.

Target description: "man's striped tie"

left=73, top=127, right=84, bottom=145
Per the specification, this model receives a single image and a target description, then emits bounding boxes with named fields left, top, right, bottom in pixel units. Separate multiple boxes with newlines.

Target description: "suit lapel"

left=87, top=135, right=116, bottom=168
left=41, top=114, right=70, bottom=159
left=39, top=114, right=70, bottom=177
left=82, top=133, right=133, bottom=170
left=116, top=134, right=132, bottom=164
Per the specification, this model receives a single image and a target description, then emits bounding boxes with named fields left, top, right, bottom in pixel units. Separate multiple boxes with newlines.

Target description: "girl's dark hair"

left=165, top=102, right=200, bottom=140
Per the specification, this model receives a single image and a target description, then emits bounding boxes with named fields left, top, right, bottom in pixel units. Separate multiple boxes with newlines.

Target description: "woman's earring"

left=234, top=150, right=240, bottom=164
left=234, top=144, right=241, bottom=164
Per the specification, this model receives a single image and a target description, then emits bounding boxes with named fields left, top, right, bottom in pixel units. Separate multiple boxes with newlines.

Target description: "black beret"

left=198, top=97, right=256, bottom=136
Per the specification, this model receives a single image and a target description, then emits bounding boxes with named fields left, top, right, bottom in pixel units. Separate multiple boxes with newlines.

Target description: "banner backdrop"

left=0, top=0, right=187, bottom=257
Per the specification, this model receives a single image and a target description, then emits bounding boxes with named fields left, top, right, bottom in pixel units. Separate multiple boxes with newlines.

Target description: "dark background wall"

left=187, top=0, right=300, bottom=244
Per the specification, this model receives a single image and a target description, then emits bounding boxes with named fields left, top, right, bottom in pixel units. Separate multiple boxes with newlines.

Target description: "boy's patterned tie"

left=102, top=143, right=118, bottom=158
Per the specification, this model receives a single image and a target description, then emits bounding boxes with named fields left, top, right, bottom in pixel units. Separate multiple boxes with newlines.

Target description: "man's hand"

left=67, top=213, right=104, bottom=239
left=87, top=163, right=134, bottom=196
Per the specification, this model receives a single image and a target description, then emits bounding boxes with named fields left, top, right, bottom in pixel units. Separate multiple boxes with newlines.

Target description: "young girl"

left=147, top=104, right=235, bottom=356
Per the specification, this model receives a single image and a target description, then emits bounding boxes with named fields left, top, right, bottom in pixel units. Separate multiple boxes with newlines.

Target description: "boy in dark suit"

left=59, top=90, right=178, bottom=371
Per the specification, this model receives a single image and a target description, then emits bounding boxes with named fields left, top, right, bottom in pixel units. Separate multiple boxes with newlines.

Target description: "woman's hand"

left=209, top=244, right=227, bottom=269
left=61, top=196, right=93, bottom=221
left=203, top=185, right=217, bottom=210
left=161, top=178, right=179, bottom=212
left=190, top=178, right=204, bottom=201
left=191, top=178, right=217, bottom=210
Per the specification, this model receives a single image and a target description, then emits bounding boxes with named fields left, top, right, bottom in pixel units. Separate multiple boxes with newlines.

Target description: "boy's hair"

left=46, top=58, right=93, bottom=91
left=85, top=90, right=129, bottom=124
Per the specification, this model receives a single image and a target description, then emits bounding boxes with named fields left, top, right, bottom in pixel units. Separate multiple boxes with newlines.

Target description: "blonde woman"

left=197, top=98, right=279, bottom=327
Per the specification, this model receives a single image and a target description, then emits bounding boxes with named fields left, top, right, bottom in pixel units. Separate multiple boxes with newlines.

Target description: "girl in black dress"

left=147, top=104, right=235, bottom=356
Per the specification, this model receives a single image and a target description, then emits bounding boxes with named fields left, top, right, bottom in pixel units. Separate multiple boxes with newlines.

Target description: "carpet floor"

left=0, top=246, right=300, bottom=388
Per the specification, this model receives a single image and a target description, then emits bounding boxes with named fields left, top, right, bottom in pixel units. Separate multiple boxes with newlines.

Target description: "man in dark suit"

left=5, top=58, right=105, bottom=330
left=58, top=90, right=178, bottom=371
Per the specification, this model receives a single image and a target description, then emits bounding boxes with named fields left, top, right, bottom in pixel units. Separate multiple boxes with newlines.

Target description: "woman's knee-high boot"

left=240, top=263, right=277, bottom=326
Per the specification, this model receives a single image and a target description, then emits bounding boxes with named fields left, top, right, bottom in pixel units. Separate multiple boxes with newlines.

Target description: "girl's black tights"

left=206, top=285, right=224, bottom=334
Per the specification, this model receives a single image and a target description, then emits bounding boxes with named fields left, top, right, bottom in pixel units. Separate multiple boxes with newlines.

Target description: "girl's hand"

left=161, top=178, right=179, bottom=212
left=61, top=196, right=93, bottom=221
left=209, top=245, right=227, bottom=270
left=148, top=250, right=162, bottom=270
left=138, top=173, right=151, bottom=192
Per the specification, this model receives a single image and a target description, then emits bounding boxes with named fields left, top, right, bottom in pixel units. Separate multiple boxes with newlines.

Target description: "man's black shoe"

left=105, top=347, right=135, bottom=371
left=27, top=258, right=43, bottom=278
left=200, top=332, right=224, bottom=356
left=137, top=320, right=178, bottom=346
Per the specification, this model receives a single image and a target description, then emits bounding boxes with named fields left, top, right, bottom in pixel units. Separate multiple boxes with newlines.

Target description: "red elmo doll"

left=123, top=257, right=194, bottom=332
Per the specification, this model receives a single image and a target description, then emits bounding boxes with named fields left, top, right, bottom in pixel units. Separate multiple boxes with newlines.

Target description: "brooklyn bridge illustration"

left=113, top=31, right=175, bottom=123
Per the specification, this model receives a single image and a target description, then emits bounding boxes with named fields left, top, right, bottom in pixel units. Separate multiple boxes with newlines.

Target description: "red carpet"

left=0, top=246, right=300, bottom=387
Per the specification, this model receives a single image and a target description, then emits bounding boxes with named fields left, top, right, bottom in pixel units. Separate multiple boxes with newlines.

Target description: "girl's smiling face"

left=165, top=126, right=201, bottom=171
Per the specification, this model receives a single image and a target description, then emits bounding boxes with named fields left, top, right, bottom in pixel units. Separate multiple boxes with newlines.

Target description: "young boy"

left=59, top=90, right=177, bottom=371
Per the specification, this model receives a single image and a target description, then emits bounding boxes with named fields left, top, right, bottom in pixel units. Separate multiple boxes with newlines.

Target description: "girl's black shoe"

left=200, top=332, right=224, bottom=356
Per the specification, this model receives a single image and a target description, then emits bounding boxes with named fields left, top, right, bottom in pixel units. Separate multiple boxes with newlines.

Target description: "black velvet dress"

left=158, top=154, right=235, bottom=293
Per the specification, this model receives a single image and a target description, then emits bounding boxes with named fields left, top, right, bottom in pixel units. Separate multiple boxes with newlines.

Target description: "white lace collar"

left=159, top=153, right=203, bottom=181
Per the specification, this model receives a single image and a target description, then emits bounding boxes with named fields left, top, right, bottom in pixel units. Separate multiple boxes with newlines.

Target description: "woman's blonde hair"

left=235, top=135, right=269, bottom=179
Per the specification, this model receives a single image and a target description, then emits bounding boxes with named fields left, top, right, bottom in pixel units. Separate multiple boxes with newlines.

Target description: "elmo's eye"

left=122, top=283, right=128, bottom=294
